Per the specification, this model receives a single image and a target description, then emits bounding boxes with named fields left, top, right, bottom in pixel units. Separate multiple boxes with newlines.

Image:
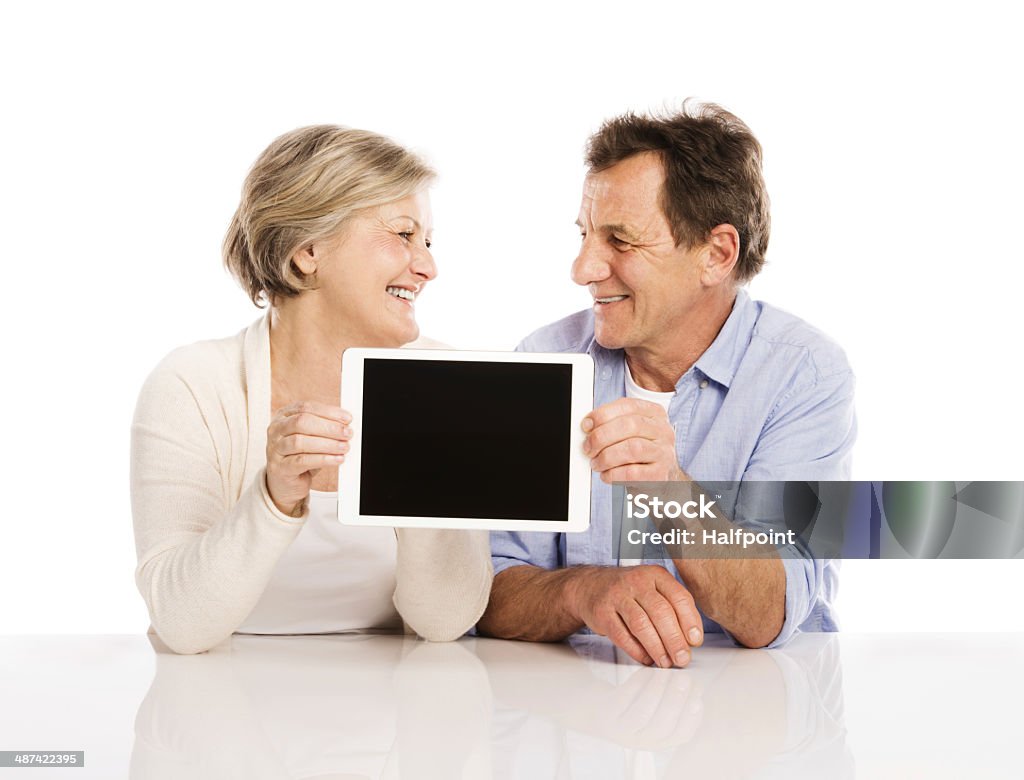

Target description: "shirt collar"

left=691, top=287, right=757, bottom=390
left=587, top=287, right=758, bottom=392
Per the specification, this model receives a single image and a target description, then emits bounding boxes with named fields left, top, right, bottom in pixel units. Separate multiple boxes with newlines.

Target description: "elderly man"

left=478, top=103, right=855, bottom=667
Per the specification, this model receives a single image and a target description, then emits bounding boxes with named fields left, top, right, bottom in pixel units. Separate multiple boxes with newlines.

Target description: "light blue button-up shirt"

left=490, top=289, right=857, bottom=647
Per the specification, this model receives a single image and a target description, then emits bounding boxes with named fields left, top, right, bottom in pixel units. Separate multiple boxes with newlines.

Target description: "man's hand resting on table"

left=576, top=399, right=700, bottom=667
left=567, top=565, right=703, bottom=669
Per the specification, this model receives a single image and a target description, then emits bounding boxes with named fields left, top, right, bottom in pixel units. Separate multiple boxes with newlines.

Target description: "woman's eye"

left=398, top=230, right=431, bottom=249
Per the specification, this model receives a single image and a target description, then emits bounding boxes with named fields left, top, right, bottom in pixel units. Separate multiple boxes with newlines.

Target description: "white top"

left=236, top=490, right=402, bottom=634
left=621, top=359, right=675, bottom=567
left=130, top=314, right=493, bottom=654
left=623, top=358, right=674, bottom=412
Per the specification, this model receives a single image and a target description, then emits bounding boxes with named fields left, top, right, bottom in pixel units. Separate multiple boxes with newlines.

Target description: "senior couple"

left=131, top=103, right=855, bottom=665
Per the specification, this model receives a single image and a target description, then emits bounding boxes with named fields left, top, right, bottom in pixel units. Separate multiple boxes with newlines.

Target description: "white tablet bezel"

left=339, top=347, right=594, bottom=532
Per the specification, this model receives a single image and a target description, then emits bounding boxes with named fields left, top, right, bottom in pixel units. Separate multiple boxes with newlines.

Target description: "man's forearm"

left=674, top=557, right=784, bottom=648
left=662, top=476, right=786, bottom=648
left=477, top=565, right=591, bottom=641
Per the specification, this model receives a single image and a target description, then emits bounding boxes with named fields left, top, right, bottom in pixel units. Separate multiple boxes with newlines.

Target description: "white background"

left=1, top=1, right=1021, bottom=635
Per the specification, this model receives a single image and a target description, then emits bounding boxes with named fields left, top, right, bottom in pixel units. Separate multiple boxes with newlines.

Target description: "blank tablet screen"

left=358, top=358, right=572, bottom=521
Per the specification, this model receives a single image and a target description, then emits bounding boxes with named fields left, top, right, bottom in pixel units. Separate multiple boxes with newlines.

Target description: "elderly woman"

left=131, top=126, right=492, bottom=654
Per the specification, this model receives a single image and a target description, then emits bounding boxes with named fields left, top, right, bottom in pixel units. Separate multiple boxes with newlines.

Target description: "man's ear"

left=291, top=244, right=318, bottom=277
left=702, top=224, right=741, bottom=286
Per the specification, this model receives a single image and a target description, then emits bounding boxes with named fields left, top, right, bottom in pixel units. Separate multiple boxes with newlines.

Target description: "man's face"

left=572, top=152, right=706, bottom=356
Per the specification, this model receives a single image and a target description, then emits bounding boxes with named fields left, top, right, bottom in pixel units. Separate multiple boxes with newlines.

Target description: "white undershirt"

left=624, top=359, right=674, bottom=412
left=236, top=489, right=402, bottom=635
left=621, top=359, right=675, bottom=567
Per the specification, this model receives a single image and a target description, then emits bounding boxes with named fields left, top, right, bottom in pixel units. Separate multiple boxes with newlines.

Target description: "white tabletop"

left=1, top=631, right=1021, bottom=779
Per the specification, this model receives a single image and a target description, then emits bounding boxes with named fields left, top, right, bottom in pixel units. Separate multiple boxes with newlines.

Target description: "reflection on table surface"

left=3, top=631, right=1023, bottom=778
left=129, top=631, right=850, bottom=779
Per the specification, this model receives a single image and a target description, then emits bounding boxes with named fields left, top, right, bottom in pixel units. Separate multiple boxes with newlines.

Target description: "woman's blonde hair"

left=223, top=125, right=436, bottom=306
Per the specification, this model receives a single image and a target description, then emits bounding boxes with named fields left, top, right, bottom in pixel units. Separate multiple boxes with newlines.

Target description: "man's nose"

left=571, top=236, right=611, bottom=286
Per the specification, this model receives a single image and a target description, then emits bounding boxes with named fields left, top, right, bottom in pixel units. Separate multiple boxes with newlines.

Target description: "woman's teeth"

left=386, top=286, right=415, bottom=301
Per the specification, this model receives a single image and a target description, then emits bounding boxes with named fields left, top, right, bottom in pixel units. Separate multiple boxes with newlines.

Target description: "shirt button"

left=699, top=379, right=709, bottom=389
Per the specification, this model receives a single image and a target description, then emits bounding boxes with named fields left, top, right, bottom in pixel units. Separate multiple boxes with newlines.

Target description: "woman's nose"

left=411, top=246, right=437, bottom=281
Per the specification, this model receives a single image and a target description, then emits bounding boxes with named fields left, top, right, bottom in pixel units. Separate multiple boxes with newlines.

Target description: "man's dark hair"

left=585, top=101, right=770, bottom=283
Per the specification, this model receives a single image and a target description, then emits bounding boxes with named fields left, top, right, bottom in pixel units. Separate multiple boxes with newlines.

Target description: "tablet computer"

left=339, top=348, right=594, bottom=532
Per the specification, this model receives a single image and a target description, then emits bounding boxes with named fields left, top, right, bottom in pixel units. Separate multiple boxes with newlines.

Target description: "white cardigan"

left=130, top=315, right=492, bottom=654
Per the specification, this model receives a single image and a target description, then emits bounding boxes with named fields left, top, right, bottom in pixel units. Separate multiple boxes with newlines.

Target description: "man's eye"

left=611, top=236, right=630, bottom=248
left=399, top=231, right=413, bottom=241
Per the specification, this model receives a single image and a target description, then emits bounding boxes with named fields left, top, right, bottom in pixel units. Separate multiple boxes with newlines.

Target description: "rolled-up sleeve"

left=741, top=368, right=856, bottom=647
left=489, top=530, right=562, bottom=577
left=766, top=557, right=830, bottom=647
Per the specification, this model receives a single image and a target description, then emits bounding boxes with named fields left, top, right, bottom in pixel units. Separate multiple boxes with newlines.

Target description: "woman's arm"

left=393, top=529, right=493, bottom=641
left=131, top=360, right=304, bottom=654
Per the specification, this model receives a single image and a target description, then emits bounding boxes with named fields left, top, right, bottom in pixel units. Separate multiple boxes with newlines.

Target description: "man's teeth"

left=595, top=295, right=628, bottom=304
left=386, top=286, right=415, bottom=301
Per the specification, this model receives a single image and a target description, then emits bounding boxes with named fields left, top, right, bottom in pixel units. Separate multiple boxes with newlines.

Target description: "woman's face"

left=303, top=189, right=437, bottom=347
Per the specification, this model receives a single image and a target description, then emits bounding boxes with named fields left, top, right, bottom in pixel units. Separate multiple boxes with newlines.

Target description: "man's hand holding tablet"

left=582, top=398, right=686, bottom=483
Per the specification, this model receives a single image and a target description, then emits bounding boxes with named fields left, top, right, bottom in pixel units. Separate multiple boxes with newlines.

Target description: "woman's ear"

left=291, top=244, right=318, bottom=277
left=702, top=224, right=741, bottom=286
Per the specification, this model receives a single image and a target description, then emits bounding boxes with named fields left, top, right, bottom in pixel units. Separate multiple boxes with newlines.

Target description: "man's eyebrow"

left=575, top=219, right=641, bottom=242
left=604, top=223, right=642, bottom=242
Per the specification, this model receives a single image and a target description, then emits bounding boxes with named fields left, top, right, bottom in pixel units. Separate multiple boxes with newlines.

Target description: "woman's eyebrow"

left=390, top=215, right=422, bottom=228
